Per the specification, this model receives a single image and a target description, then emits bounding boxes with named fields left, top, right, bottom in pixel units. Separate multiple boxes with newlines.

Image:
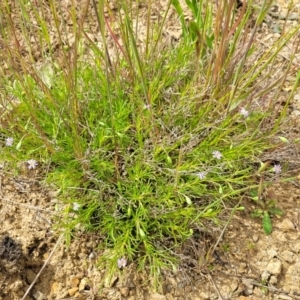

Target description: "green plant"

left=246, top=241, right=256, bottom=251
left=250, top=161, right=284, bottom=235
left=0, top=0, right=299, bottom=289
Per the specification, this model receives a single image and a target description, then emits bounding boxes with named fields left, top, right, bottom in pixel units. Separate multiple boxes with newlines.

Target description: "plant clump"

left=0, top=0, right=299, bottom=287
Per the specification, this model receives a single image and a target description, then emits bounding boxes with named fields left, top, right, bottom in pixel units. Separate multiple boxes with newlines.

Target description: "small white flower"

left=240, top=107, right=249, bottom=118
left=143, top=104, right=151, bottom=110
left=73, top=202, right=80, bottom=211
left=117, top=257, right=127, bottom=269
left=5, top=137, right=14, bottom=146
left=273, top=164, right=282, bottom=174
left=212, top=150, right=222, bottom=160
left=27, top=159, right=38, bottom=170
left=195, top=171, right=207, bottom=179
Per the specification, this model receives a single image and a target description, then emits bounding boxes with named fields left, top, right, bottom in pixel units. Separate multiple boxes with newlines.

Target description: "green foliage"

left=0, top=0, right=299, bottom=288
left=250, top=187, right=284, bottom=235
left=262, top=212, right=272, bottom=235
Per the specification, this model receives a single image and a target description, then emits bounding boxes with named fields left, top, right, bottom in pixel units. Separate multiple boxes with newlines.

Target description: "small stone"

left=150, top=293, right=167, bottom=300
left=242, top=279, right=254, bottom=296
left=269, top=275, right=277, bottom=284
left=76, top=272, right=85, bottom=279
left=238, top=262, right=247, bottom=272
left=188, top=295, right=202, bottom=300
left=272, top=231, right=287, bottom=242
left=278, top=219, right=295, bottom=232
left=68, top=287, right=79, bottom=296
left=166, top=276, right=176, bottom=287
left=287, top=13, right=299, bottom=20
left=267, top=249, right=277, bottom=259
left=266, top=258, right=282, bottom=275
left=281, top=251, right=294, bottom=263
left=292, top=110, right=300, bottom=116
left=51, top=282, right=59, bottom=293
left=126, top=278, right=135, bottom=289
left=230, top=280, right=239, bottom=292
left=291, top=241, right=300, bottom=253
left=32, top=290, right=46, bottom=300
left=79, top=277, right=89, bottom=291
left=253, top=287, right=265, bottom=297
left=26, top=269, right=37, bottom=284
left=252, top=234, right=259, bottom=242
left=261, top=270, right=270, bottom=281
left=70, top=276, right=80, bottom=287
left=76, top=293, right=86, bottom=300
left=166, top=294, right=174, bottom=300
left=278, top=294, right=293, bottom=300
left=120, top=287, right=129, bottom=297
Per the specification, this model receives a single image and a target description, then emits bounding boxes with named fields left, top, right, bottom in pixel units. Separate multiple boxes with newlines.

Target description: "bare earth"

left=1, top=0, right=300, bottom=299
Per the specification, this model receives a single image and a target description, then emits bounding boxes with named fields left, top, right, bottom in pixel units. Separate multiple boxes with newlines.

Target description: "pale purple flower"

left=73, top=202, right=80, bottom=211
left=195, top=171, right=207, bottom=179
left=273, top=164, right=282, bottom=174
left=240, top=107, right=249, bottom=118
left=5, top=137, right=14, bottom=146
left=212, top=150, right=222, bottom=160
left=27, top=159, right=38, bottom=170
left=143, top=104, right=151, bottom=110
left=117, top=257, right=127, bottom=269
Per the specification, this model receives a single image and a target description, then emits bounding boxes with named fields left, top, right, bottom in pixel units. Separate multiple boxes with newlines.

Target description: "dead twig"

left=21, top=234, right=64, bottom=300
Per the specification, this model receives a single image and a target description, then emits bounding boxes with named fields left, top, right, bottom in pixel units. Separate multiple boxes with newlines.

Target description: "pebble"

left=242, top=279, right=254, bottom=296
left=51, top=282, right=59, bottom=294
left=261, top=270, right=270, bottom=281
left=269, top=275, right=278, bottom=284
left=287, top=13, right=299, bottom=20
left=281, top=250, right=295, bottom=263
left=266, top=258, right=282, bottom=275
left=32, top=290, right=46, bottom=300
left=79, top=277, right=89, bottom=291
left=70, top=276, right=80, bottom=287
left=199, top=291, right=210, bottom=300
left=68, top=287, right=79, bottom=296
left=252, top=234, right=259, bottom=242
left=267, top=248, right=278, bottom=259
left=75, top=292, right=86, bottom=300
left=291, top=241, right=300, bottom=253
left=150, top=293, right=166, bottom=300
left=120, top=287, right=129, bottom=297
left=277, top=219, right=295, bottom=232
left=26, top=269, right=37, bottom=284
left=278, top=294, right=293, bottom=300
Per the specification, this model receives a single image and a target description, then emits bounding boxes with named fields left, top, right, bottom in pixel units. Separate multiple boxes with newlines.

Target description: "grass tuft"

left=0, top=0, right=299, bottom=288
